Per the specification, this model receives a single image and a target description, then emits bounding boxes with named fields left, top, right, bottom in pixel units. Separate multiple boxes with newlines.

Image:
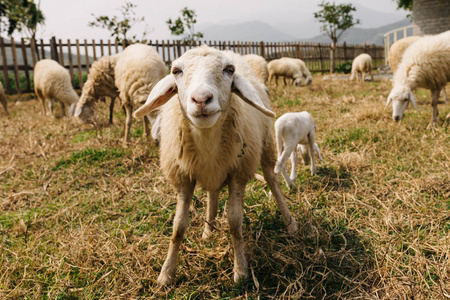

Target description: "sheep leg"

left=0, top=94, right=8, bottom=115
left=289, top=148, right=298, bottom=182
left=157, top=181, right=196, bottom=286
left=261, top=146, right=298, bottom=234
left=48, top=99, right=55, bottom=117
left=202, top=189, right=220, bottom=239
left=60, top=101, right=66, bottom=117
left=35, top=88, right=47, bottom=115
left=442, top=88, right=448, bottom=104
left=143, top=116, right=150, bottom=137
left=123, top=103, right=133, bottom=146
left=308, top=133, right=317, bottom=175
left=228, top=177, right=248, bottom=283
left=109, top=97, right=116, bottom=124
left=275, top=143, right=296, bottom=189
left=427, top=89, right=440, bottom=129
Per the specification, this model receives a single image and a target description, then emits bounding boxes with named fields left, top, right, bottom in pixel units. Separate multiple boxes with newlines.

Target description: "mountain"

left=272, top=3, right=407, bottom=40
left=200, top=21, right=296, bottom=42
left=304, top=18, right=412, bottom=45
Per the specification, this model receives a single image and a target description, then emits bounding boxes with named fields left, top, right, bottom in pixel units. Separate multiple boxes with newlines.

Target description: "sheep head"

left=386, top=85, right=418, bottom=122
left=134, top=45, right=275, bottom=129
left=74, top=99, right=95, bottom=123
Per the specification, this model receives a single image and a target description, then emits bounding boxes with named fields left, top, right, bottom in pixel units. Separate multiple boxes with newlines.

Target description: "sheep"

left=283, top=58, right=313, bottom=85
left=114, top=43, right=167, bottom=145
left=134, top=45, right=298, bottom=286
left=386, top=30, right=450, bottom=127
left=274, top=112, right=323, bottom=189
left=388, top=36, right=421, bottom=74
left=33, top=59, right=78, bottom=117
left=350, top=53, right=373, bottom=82
left=74, top=53, right=121, bottom=123
left=389, top=36, right=448, bottom=103
left=268, top=58, right=303, bottom=87
left=0, top=81, right=8, bottom=115
left=244, top=54, right=269, bottom=84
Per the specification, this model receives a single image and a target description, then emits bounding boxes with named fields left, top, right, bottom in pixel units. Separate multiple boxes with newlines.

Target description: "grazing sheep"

left=274, top=112, right=323, bottom=189
left=350, top=53, right=373, bottom=82
left=388, top=36, right=421, bottom=74
left=386, top=30, right=450, bottom=127
left=34, top=59, right=78, bottom=117
left=0, top=81, right=8, bottom=115
left=244, top=54, right=269, bottom=84
left=389, top=36, right=448, bottom=103
left=268, top=58, right=303, bottom=87
left=284, top=58, right=313, bottom=85
left=134, top=45, right=298, bottom=286
left=74, top=54, right=121, bottom=123
left=114, top=43, right=167, bottom=145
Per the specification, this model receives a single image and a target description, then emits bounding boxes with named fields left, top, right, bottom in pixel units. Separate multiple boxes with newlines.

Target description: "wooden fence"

left=0, top=36, right=385, bottom=94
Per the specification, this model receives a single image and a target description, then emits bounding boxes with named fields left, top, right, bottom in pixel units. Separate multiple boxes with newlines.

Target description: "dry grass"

left=1, top=76, right=449, bottom=299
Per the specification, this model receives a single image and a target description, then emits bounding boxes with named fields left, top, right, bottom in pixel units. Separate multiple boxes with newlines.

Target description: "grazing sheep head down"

left=386, top=85, right=418, bottom=122
left=134, top=46, right=275, bottom=125
left=74, top=100, right=95, bottom=123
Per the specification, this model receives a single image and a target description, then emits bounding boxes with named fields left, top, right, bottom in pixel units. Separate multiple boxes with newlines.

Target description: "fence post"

left=10, top=37, right=22, bottom=94
left=343, top=41, right=347, bottom=62
left=259, top=41, right=265, bottom=58
left=0, top=37, right=10, bottom=93
left=20, top=38, right=31, bottom=92
left=50, top=36, right=59, bottom=63
left=318, top=43, right=324, bottom=74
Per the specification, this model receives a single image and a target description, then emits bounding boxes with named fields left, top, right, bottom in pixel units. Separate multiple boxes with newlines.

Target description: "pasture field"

left=1, top=76, right=449, bottom=299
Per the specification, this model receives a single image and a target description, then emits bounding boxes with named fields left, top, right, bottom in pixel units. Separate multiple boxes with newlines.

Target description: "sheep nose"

left=191, top=90, right=213, bottom=108
left=394, top=115, right=401, bottom=122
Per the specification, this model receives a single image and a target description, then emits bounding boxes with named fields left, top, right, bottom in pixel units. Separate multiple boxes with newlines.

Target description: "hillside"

left=201, top=21, right=295, bottom=42
left=305, top=18, right=412, bottom=45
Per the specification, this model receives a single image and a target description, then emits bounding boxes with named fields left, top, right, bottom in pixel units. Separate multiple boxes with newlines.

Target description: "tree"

left=0, top=0, right=44, bottom=38
left=166, top=7, right=203, bottom=42
left=89, top=2, right=149, bottom=43
left=314, top=1, right=359, bottom=74
left=395, top=0, right=412, bottom=11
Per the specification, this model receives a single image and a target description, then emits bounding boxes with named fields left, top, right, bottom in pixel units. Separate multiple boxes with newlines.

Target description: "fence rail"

left=0, top=37, right=385, bottom=94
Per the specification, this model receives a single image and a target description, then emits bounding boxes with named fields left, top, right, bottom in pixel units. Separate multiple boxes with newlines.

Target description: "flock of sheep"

left=0, top=29, right=449, bottom=285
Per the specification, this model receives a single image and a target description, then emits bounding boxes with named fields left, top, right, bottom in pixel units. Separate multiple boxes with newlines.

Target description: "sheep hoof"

left=156, top=272, right=174, bottom=286
left=288, top=183, right=296, bottom=190
left=233, top=266, right=249, bottom=283
left=287, top=217, right=298, bottom=235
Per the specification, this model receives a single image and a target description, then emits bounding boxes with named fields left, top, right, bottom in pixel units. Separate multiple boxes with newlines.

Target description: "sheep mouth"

left=191, top=110, right=221, bottom=118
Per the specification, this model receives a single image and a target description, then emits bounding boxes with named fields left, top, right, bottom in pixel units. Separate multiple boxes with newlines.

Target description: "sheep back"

left=114, top=43, right=167, bottom=106
left=395, top=31, right=450, bottom=91
left=244, top=54, right=269, bottom=84
left=388, top=36, right=421, bottom=74
left=268, top=58, right=303, bottom=82
left=351, top=53, right=372, bottom=75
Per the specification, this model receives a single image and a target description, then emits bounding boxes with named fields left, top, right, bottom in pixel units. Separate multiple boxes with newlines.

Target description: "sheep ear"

left=134, top=75, right=177, bottom=118
left=232, top=73, right=276, bottom=117
left=409, top=92, right=418, bottom=110
left=386, top=95, right=392, bottom=108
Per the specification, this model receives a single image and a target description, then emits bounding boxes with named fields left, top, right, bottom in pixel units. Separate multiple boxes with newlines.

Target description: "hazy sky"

left=34, top=0, right=407, bottom=41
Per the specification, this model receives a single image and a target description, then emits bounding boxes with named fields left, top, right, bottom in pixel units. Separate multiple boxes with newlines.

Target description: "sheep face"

left=306, top=76, right=313, bottom=85
left=134, top=46, right=275, bottom=125
left=386, top=86, right=418, bottom=122
left=74, top=101, right=95, bottom=123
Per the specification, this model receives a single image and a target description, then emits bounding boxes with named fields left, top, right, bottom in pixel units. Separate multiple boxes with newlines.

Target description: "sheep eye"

left=224, top=65, right=235, bottom=75
left=172, top=67, right=182, bottom=75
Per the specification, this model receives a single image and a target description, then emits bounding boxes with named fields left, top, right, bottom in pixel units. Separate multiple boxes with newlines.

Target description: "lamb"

left=33, top=59, right=78, bottom=117
left=350, top=53, right=373, bottom=82
left=386, top=30, right=450, bottom=127
left=389, top=35, right=448, bottom=103
left=134, top=45, right=298, bottom=286
left=0, top=81, right=8, bottom=115
left=268, top=58, right=303, bottom=87
left=74, top=53, right=121, bottom=123
left=283, top=58, right=313, bottom=85
left=244, top=54, right=269, bottom=84
left=274, top=112, right=323, bottom=189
